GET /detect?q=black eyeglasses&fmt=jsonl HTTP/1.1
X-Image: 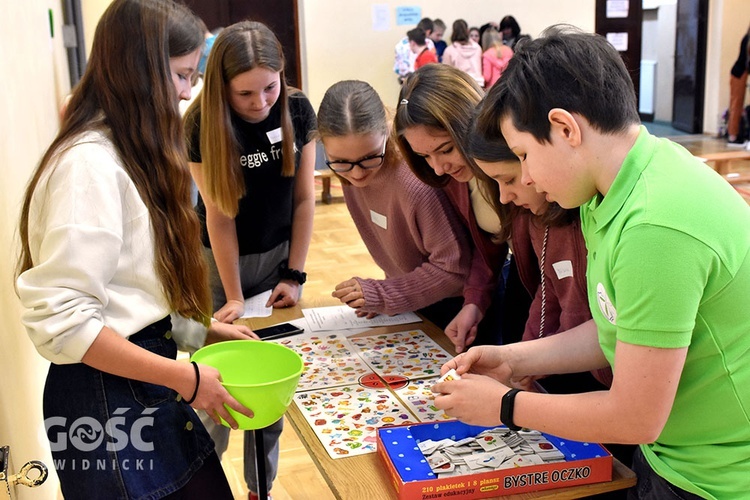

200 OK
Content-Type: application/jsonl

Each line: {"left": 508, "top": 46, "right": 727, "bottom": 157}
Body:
{"left": 325, "top": 140, "right": 387, "bottom": 173}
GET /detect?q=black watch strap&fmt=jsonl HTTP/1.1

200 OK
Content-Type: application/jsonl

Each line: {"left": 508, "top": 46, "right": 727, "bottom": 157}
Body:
{"left": 500, "top": 388, "right": 522, "bottom": 431}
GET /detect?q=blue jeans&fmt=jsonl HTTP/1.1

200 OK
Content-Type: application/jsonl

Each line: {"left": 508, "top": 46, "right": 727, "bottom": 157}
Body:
{"left": 43, "top": 317, "right": 217, "bottom": 500}
{"left": 628, "top": 448, "right": 704, "bottom": 500}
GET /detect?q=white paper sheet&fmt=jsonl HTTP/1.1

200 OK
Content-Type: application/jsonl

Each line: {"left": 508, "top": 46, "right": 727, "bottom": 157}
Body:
{"left": 301, "top": 305, "right": 421, "bottom": 332}
{"left": 240, "top": 289, "right": 273, "bottom": 318}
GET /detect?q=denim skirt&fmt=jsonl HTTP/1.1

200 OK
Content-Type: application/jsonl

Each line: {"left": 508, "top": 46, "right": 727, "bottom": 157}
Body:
{"left": 43, "top": 316, "right": 214, "bottom": 500}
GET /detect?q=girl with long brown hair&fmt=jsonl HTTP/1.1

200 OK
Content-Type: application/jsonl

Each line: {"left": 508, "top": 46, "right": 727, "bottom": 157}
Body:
{"left": 16, "top": 1, "right": 251, "bottom": 497}
{"left": 395, "top": 64, "right": 524, "bottom": 354}
{"left": 183, "top": 20, "right": 316, "bottom": 499}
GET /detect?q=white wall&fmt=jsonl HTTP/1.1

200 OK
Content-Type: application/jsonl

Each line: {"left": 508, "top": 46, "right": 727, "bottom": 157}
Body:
{"left": 705, "top": 0, "right": 750, "bottom": 135}
{"left": 1, "top": 1, "right": 69, "bottom": 498}
{"left": 641, "top": 0, "right": 676, "bottom": 122}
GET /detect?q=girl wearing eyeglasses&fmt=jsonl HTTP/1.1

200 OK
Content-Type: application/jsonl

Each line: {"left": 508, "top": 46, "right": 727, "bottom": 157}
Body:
{"left": 317, "top": 80, "right": 472, "bottom": 328}
{"left": 183, "top": 20, "right": 316, "bottom": 500}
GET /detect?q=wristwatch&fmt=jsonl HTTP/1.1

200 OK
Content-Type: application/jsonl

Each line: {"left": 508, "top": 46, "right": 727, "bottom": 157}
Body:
{"left": 500, "top": 388, "right": 522, "bottom": 431}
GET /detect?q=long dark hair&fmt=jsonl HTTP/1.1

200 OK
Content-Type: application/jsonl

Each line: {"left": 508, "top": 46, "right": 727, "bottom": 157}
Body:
{"left": 17, "top": 0, "right": 211, "bottom": 324}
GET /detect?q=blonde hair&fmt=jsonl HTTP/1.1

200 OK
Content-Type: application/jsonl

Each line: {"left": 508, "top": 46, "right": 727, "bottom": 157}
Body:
{"left": 482, "top": 27, "right": 504, "bottom": 51}
{"left": 186, "top": 21, "right": 295, "bottom": 217}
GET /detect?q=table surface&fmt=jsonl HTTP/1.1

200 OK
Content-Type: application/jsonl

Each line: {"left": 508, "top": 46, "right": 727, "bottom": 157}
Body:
{"left": 238, "top": 304, "right": 636, "bottom": 500}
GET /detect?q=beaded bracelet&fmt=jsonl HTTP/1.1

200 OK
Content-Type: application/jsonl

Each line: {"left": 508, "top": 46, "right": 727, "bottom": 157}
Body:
{"left": 184, "top": 361, "right": 200, "bottom": 405}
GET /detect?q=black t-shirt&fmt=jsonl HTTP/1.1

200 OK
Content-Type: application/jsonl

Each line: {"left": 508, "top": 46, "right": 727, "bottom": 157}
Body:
{"left": 187, "top": 91, "right": 316, "bottom": 255}
{"left": 731, "top": 35, "right": 749, "bottom": 78}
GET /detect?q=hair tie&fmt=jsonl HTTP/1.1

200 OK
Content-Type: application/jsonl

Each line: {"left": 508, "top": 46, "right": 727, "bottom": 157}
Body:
{"left": 400, "top": 98, "right": 409, "bottom": 106}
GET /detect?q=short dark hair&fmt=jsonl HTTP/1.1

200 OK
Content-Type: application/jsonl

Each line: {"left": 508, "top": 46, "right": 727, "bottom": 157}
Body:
{"left": 417, "top": 17, "right": 433, "bottom": 33}
{"left": 407, "top": 27, "right": 427, "bottom": 46}
{"left": 499, "top": 16, "right": 521, "bottom": 39}
{"left": 481, "top": 25, "right": 640, "bottom": 143}
{"left": 467, "top": 111, "right": 577, "bottom": 242}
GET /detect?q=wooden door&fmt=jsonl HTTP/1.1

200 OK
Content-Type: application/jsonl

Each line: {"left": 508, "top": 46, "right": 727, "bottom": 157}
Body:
{"left": 671, "top": 0, "right": 708, "bottom": 134}
{"left": 181, "top": 0, "right": 302, "bottom": 89}
{"left": 595, "top": 0, "right": 643, "bottom": 104}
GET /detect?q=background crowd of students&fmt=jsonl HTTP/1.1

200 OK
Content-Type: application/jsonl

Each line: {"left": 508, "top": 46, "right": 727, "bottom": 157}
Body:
{"left": 393, "top": 14, "right": 528, "bottom": 90}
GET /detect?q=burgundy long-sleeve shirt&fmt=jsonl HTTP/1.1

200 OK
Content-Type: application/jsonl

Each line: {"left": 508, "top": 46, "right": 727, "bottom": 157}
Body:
{"left": 343, "top": 161, "right": 472, "bottom": 315}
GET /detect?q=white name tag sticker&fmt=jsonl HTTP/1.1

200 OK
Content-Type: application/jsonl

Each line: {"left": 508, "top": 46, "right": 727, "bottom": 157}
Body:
{"left": 266, "top": 127, "right": 282, "bottom": 144}
{"left": 370, "top": 210, "right": 387, "bottom": 230}
{"left": 552, "top": 260, "right": 573, "bottom": 279}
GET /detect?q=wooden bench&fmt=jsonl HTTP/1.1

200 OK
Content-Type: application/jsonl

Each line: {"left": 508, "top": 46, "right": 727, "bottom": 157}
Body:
{"left": 314, "top": 169, "right": 336, "bottom": 204}
{"left": 724, "top": 172, "right": 750, "bottom": 184}
{"left": 698, "top": 150, "right": 750, "bottom": 175}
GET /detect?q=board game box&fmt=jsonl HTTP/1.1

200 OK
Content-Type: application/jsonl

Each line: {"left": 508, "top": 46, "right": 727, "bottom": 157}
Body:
{"left": 377, "top": 420, "right": 613, "bottom": 499}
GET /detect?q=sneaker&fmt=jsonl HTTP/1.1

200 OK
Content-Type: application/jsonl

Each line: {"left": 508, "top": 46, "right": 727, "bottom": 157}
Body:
{"left": 727, "top": 137, "right": 748, "bottom": 147}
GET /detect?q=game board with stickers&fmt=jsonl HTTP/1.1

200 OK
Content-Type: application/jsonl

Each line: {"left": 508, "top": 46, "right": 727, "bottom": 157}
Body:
{"left": 272, "top": 333, "right": 374, "bottom": 391}
{"left": 277, "top": 329, "right": 453, "bottom": 459}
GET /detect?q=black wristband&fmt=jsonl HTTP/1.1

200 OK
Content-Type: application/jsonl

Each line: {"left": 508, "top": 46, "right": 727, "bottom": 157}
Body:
{"left": 184, "top": 361, "right": 200, "bottom": 405}
{"left": 279, "top": 261, "right": 307, "bottom": 285}
{"left": 500, "top": 388, "right": 522, "bottom": 431}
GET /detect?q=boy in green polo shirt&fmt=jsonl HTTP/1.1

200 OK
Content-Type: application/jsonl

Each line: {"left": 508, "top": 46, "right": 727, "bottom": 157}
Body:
{"left": 432, "top": 26, "right": 750, "bottom": 499}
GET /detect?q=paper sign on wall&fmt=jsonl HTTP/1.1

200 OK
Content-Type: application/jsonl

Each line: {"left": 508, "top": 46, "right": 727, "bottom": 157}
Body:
{"left": 372, "top": 4, "right": 389, "bottom": 31}
{"left": 606, "top": 0, "right": 629, "bottom": 18}
{"left": 396, "top": 6, "right": 421, "bottom": 26}
{"left": 606, "top": 32, "right": 629, "bottom": 52}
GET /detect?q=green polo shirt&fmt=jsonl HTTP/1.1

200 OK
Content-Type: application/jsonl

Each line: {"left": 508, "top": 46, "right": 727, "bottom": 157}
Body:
{"left": 581, "top": 127, "right": 750, "bottom": 499}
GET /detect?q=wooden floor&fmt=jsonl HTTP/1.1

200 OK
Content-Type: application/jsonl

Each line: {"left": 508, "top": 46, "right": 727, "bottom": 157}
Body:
{"left": 222, "top": 179, "right": 381, "bottom": 500}
{"left": 221, "top": 133, "right": 750, "bottom": 500}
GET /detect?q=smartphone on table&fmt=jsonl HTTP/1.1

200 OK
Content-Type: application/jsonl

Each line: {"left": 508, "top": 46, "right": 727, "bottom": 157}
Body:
{"left": 253, "top": 322, "right": 304, "bottom": 341}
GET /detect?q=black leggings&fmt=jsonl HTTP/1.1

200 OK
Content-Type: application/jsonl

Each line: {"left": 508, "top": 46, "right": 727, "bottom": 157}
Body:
{"left": 164, "top": 452, "right": 233, "bottom": 499}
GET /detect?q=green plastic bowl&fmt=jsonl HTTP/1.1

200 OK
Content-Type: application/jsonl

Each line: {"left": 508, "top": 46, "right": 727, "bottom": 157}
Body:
{"left": 191, "top": 340, "right": 303, "bottom": 430}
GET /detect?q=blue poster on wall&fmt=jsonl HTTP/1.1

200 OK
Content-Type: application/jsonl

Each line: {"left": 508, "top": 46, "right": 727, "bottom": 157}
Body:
{"left": 396, "top": 6, "right": 422, "bottom": 26}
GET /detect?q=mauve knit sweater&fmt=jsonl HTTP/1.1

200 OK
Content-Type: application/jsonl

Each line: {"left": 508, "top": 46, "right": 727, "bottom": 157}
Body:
{"left": 342, "top": 160, "right": 471, "bottom": 315}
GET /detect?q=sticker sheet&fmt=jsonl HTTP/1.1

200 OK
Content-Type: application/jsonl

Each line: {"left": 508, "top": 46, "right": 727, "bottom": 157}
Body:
{"left": 392, "top": 377, "right": 453, "bottom": 422}
{"left": 294, "top": 384, "right": 419, "bottom": 459}
{"left": 349, "top": 330, "right": 451, "bottom": 379}
{"left": 272, "top": 333, "right": 374, "bottom": 391}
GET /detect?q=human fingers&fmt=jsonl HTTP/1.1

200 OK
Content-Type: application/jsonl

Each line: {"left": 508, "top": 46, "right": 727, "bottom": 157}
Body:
{"left": 439, "top": 353, "right": 461, "bottom": 375}
{"left": 214, "top": 395, "right": 254, "bottom": 429}
{"left": 214, "top": 309, "right": 239, "bottom": 323}
{"left": 236, "top": 325, "right": 259, "bottom": 340}
{"left": 215, "top": 301, "right": 243, "bottom": 323}
{"left": 464, "top": 325, "right": 478, "bottom": 349}
{"left": 266, "top": 286, "right": 284, "bottom": 307}
{"left": 452, "top": 349, "right": 482, "bottom": 375}
{"left": 334, "top": 278, "right": 358, "bottom": 291}
{"left": 365, "top": 312, "right": 379, "bottom": 319}
{"left": 346, "top": 298, "right": 366, "bottom": 309}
